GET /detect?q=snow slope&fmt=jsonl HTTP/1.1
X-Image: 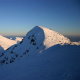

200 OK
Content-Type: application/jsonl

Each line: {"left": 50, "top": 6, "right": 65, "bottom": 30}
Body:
{"left": 39, "top": 26, "right": 70, "bottom": 48}
{"left": 0, "top": 35, "right": 17, "bottom": 50}
{"left": 0, "top": 45, "right": 80, "bottom": 80}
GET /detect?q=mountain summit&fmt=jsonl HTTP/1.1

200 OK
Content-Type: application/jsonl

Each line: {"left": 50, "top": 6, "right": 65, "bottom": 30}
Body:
{"left": 0, "top": 26, "right": 71, "bottom": 64}
{"left": 13, "top": 26, "right": 70, "bottom": 55}
{"left": 33, "top": 26, "right": 70, "bottom": 48}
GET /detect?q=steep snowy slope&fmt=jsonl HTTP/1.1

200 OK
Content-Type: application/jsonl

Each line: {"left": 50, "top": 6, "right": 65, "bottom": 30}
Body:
{"left": 0, "top": 45, "right": 80, "bottom": 80}
{"left": 0, "top": 35, "right": 17, "bottom": 50}
{"left": 39, "top": 26, "right": 70, "bottom": 48}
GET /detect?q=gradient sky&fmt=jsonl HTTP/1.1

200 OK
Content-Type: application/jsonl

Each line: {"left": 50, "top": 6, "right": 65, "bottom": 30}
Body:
{"left": 0, "top": 0, "right": 80, "bottom": 36}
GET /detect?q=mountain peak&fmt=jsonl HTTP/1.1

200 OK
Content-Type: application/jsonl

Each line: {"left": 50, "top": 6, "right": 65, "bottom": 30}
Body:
{"left": 0, "top": 26, "right": 71, "bottom": 64}
{"left": 30, "top": 26, "right": 70, "bottom": 48}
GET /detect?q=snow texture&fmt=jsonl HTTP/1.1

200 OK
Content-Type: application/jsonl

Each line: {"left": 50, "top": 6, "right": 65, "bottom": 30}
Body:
{"left": 0, "top": 45, "right": 80, "bottom": 80}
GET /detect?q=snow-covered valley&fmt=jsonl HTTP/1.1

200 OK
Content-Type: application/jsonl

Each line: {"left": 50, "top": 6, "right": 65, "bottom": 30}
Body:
{"left": 0, "top": 26, "right": 80, "bottom": 80}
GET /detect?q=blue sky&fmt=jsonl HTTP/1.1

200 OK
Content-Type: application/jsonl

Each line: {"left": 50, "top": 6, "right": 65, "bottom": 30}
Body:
{"left": 0, "top": 0, "right": 80, "bottom": 36}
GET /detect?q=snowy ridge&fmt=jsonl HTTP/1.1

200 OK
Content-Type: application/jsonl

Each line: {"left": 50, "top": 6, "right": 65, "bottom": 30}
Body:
{"left": 0, "top": 35, "right": 17, "bottom": 50}
{"left": 0, "top": 26, "right": 79, "bottom": 64}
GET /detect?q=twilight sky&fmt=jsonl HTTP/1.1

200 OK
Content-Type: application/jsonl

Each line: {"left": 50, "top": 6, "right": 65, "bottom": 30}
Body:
{"left": 0, "top": 0, "right": 80, "bottom": 36}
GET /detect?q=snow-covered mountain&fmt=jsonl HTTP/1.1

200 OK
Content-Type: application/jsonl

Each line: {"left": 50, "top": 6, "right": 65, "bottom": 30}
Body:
{"left": 0, "top": 26, "right": 80, "bottom": 80}
{"left": 0, "top": 26, "right": 71, "bottom": 64}
{"left": 0, "top": 35, "right": 17, "bottom": 50}
{"left": 0, "top": 26, "right": 80, "bottom": 64}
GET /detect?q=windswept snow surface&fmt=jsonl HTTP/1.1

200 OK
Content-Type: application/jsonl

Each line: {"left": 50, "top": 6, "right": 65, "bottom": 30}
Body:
{"left": 39, "top": 26, "right": 70, "bottom": 48}
{"left": 0, "top": 35, "right": 17, "bottom": 50}
{"left": 0, "top": 26, "right": 80, "bottom": 80}
{"left": 0, "top": 45, "right": 80, "bottom": 80}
